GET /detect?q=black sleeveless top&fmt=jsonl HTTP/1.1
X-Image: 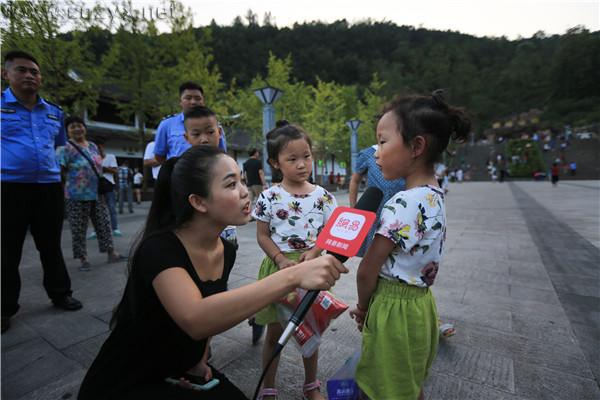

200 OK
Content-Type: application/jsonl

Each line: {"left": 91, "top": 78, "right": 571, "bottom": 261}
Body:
{"left": 79, "top": 231, "right": 236, "bottom": 399}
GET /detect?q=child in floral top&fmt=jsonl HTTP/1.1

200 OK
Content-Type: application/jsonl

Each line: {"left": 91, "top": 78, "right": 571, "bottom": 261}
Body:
{"left": 349, "top": 91, "right": 471, "bottom": 400}
{"left": 252, "top": 124, "right": 337, "bottom": 400}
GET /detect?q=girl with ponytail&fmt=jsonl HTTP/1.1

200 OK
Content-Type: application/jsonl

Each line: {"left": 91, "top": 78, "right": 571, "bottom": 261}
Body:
{"left": 349, "top": 91, "right": 470, "bottom": 400}
{"left": 79, "top": 146, "right": 347, "bottom": 399}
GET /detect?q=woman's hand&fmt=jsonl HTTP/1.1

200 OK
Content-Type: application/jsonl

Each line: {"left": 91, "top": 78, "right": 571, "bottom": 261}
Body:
{"left": 195, "top": 361, "right": 213, "bottom": 382}
{"left": 298, "top": 247, "right": 322, "bottom": 262}
{"left": 176, "top": 362, "right": 212, "bottom": 390}
{"left": 180, "top": 361, "right": 212, "bottom": 388}
{"left": 293, "top": 254, "right": 348, "bottom": 290}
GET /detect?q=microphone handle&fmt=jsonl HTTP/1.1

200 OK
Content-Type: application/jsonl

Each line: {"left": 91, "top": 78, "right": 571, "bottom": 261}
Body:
{"left": 290, "top": 290, "right": 319, "bottom": 326}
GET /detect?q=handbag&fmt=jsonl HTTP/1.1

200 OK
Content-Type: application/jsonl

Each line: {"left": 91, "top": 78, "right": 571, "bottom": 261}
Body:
{"left": 68, "top": 140, "right": 114, "bottom": 195}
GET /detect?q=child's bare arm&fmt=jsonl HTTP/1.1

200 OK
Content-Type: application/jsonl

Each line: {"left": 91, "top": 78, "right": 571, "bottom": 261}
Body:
{"left": 256, "top": 220, "right": 296, "bottom": 268}
{"left": 356, "top": 235, "right": 395, "bottom": 310}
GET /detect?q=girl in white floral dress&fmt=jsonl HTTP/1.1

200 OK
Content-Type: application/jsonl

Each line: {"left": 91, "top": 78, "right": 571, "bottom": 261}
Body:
{"left": 252, "top": 124, "right": 337, "bottom": 400}
{"left": 349, "top": 91, "right": 470, "bottom": 400}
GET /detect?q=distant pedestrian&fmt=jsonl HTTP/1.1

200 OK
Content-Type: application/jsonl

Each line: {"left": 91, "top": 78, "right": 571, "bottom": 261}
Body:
{"left": 95, "top": 137, "right": 121, "bottom": 237}
{"left": 118, "top": 161, "right": 134, "bottom": 214}
{"left": 143, "top": 140, "right": 161, "bottom": 181}
{"left": 434, "top": 162, "right": 448, "bottom": 192}
{"left": 349, "top": 144, "right": 405, "bottom": 256}
{"left": 133, "top": 169, "right": 143, "bottom": 204}
{"left": 243, "top": 148, "right": 266, "bottom": 210}
{"left": 498, "top": 156, "right": 506, "bottom": 183}
{"left": 570, "top": 162, "right": 577, "bottom": 176}
{"left": 57, "top": 117, "right": 126, "bottom": 271}
{"left": 1, "top": 51, "right": 82, "bottom": 333}
{"left": 551, "top": 162, "right": 560, "bottom": 186}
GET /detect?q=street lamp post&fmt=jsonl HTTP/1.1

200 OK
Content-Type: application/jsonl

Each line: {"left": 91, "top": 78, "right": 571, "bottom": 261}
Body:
{"left": 346, "top": 119, "right": 362, "bottom": 174}
{"left": 254, "top": 86, "right": 283, "bottom": 184}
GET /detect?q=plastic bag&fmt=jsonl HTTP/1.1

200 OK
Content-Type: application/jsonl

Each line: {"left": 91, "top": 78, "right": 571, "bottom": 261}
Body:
{"left": 327, "top": 350, "right": 361, "bottom": 400}
{"left": 275, "top": 303, "right": 321, "bottom": 358}
{"left": 278, "top": 289, "right": 349, "bottom": 334}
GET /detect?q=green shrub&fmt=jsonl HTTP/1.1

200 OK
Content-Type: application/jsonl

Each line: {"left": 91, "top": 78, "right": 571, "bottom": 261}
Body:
{"left": 506, "top": 139, "right": 545, "bottom": 178}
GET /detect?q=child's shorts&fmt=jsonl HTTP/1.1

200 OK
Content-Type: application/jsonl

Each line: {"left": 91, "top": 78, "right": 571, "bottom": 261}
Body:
{"left": 254, "top": 251, "right": 302, "bottom": 326}
{"left": 356, "top": 278, "right": 439, "bottom": 400}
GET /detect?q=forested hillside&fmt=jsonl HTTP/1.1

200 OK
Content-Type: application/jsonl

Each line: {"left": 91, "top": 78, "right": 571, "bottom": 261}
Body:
{"left": 206, "top": 20, "right": 600, "bottom": 130}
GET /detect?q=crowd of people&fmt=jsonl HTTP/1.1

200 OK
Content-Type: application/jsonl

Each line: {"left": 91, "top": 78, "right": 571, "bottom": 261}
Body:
{"left": 2, "top": 50, "right": 470, "bottom": 400}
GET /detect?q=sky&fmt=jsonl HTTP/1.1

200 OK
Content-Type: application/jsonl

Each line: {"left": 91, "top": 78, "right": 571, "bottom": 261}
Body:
{"left": 61, "top": 0, "right": 599, "bottom": 38}
{"left": 175, "top": 0, "right": 598, "bottom": 39}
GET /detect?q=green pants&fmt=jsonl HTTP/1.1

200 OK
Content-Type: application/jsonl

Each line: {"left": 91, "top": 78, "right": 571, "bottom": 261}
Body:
{"left": 356, "top": 279, "right": 439, "bottom": 400}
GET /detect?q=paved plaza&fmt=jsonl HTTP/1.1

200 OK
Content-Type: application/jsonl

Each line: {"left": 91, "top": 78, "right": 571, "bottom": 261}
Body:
{"left": 2, "top": 181, "right": 599, "bottom": 399}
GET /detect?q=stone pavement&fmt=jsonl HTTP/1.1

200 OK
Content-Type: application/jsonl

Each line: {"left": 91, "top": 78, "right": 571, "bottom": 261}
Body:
{"left": 2, "top": 181, "right": 599, "bottom": 399}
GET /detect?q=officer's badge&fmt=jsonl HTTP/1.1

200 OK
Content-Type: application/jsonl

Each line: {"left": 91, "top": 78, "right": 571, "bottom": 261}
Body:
{"left": 1, "top": 108, "right": 16, "bottom": 114}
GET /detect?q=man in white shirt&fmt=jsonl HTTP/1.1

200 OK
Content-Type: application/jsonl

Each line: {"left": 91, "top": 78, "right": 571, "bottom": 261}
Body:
{"left": 143, "top": 141, "right": 161, "bottom": 180}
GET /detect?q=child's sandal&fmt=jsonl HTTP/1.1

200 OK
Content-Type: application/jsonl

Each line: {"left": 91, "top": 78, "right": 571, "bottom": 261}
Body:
{"left": 302, "top": 379, "right": 322, "bottom": 400}
{"left": 439, "top": 322, "right": 456, "bottom": 338}
{"left": 257, "top": 387, "right": 278, "bottom": 400}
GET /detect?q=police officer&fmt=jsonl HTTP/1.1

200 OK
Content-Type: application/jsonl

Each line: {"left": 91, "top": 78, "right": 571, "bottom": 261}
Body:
{"left": 1, "top": 50, "right": 83, "bottom": 334}
{"left": 153, "top": 81, "right": 227, "bottom": 163}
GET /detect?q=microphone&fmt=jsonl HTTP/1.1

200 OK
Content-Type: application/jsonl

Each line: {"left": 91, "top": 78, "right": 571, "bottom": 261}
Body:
{"left": 277, "top": 187, "right": 384, "bottom": 348}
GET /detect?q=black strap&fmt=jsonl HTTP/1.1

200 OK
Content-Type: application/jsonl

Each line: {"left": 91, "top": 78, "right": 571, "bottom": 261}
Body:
{"left": 67, "top": 140, "right": 102, "bottom": 180}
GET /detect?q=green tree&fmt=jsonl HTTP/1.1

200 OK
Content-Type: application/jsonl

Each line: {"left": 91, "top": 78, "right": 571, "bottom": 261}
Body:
{"left": 303, "top": 79, "right": 357, "bottom": 177}
{"left": 357, "top": 73, "right": 387, "bottom": 149}
{"left": 100, "top": 9, "right": 162, "bottom": 144}
{"left": 153, "top": 2, "right": 225, "bottom": 119}
{"left": 0, "top": 0, "right": 100, "bottom": 114}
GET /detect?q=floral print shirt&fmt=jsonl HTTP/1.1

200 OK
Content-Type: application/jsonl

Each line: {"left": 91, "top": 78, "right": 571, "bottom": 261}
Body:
{"left": 56, "top": 141, "right": 102, "bottom": 201}
{"left": 376, "top": 185, "right": 446, "bottom": 287}
{"left": 252, "top": 184, "right": 338, "bottom": 252}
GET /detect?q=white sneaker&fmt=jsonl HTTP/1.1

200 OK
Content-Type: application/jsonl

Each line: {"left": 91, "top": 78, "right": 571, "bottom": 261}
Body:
{"left": 113, "top": 229, "right": 123, "bottom": 237}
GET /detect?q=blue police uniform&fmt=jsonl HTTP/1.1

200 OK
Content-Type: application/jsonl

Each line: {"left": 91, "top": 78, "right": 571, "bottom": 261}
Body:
{"left": 354, "top": 145, "right": 406, "bottom": 256}
{"left": 153, "top": 112, "right": 228, "bottom": 160}
{"left": 1, "top": 88, "right": 66, "bottom": 182}
{"left": 1, "top": 87, "right": 74, "bottom": 319}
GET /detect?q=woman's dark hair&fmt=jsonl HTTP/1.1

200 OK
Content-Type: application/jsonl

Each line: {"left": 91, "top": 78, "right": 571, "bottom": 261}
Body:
{"left": 64, "top": 115, "right": 86, "bottom": 130}
{"left": 382, "top": 90, "right": 470, "bottom": 165}
{"left": 110, "top": 145, "right": 225, "bottom": 328}
{"left": 266, "top": 124, "right": 312, "bottom": 166}
{"left": 144, "top": 145, "right": 225, "bottom": 237}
